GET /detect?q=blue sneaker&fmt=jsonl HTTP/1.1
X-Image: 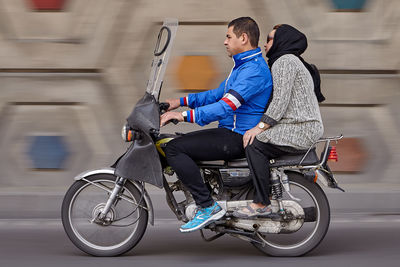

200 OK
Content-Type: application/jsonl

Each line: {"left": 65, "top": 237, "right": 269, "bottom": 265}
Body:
{"left": 180, "top": 202, "right": 225, "bottom": 233}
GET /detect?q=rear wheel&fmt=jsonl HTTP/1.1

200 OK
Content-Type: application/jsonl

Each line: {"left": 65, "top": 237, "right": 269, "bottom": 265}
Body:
{"left": 61, "top": 174, "right": 148, "bottom": 256}
{"left": 252, "top": 172, "right": 330, "bottom": 256}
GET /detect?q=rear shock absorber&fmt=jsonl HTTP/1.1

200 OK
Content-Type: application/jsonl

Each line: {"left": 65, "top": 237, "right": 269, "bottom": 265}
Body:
{"left": 270, "top": 170, "right": 285, "bottom": 213}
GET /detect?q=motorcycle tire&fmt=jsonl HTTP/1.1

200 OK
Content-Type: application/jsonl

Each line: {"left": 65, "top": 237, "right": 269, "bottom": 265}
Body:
{"left": 61, "top": 174, "right": 148, "bottom": 256}
{"left": 252, "top": 172, "right": 330, "bottom": 257}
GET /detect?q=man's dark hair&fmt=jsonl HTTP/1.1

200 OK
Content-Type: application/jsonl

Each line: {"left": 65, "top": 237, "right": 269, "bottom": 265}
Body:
{"left": 228, "top": 17, "right": 260, "bottom": 47}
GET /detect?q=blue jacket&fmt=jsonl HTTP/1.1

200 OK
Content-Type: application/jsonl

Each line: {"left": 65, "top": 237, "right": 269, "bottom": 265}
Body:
{"left": 180, "top": 47, "right": 273, "bottom": 135}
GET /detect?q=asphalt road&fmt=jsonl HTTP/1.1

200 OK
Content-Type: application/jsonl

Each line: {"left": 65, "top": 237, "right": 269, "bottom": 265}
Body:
{"left": 1, "top": 215, "right": 399, "bottom": 267}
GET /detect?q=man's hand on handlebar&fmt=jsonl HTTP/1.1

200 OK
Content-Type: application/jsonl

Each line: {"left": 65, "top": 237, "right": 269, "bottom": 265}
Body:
{"left": 165, "top": 98, "right": 180, "bottom": 111}
{"left": 160, "top": 111, "right": 184, "bottom": 127}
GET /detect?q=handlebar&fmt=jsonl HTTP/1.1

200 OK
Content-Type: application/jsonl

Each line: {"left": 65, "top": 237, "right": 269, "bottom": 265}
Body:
{"left": 159, "top": 102, "right": 179, "bottom": 125}
{"left": 159, "top": 102, "right": 170, "bottom": 113}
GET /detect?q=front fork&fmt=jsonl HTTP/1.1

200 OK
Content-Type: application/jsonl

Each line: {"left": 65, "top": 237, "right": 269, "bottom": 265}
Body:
{"left": 98, "top": 177, "right": 126, "bottom": 220}
{"left": 98, "top": 174, "right": 184, "bottom": 223}
{"left": 163, "top": 175, "right": 187, "bottom": 221}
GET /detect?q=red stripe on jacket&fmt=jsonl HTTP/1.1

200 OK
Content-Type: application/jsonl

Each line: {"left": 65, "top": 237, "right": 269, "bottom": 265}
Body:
{"left": 222, "top": 97, "right": 238, "bottom": 111}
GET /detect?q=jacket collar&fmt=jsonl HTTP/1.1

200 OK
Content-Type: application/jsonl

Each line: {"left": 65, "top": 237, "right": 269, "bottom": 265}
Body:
{"left": 232, "top": 47, "right": 262, "bottom": 67}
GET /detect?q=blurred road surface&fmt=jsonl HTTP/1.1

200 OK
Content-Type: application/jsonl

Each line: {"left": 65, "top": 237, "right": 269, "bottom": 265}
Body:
{"left": 0, "top": 215, "right": 399, "bottom": 267}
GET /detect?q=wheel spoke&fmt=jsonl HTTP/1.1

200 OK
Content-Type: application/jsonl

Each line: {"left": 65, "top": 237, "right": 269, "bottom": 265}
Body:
{"left": 251, "top": 174, "right": 330, "bottom": 256}
{"left": 62, "top": 175, "right": 148, "bottom": 256}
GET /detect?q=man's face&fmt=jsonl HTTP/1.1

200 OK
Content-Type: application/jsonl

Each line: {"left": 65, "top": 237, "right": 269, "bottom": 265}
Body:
{"left": 264, "top": 30, "right": 276, "bottom": 55}
{"left": 224, "top": 26, "right": 243, "bottom": 57}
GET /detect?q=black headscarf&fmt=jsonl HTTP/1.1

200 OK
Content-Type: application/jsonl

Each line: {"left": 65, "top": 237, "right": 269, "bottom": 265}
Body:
{"left": 266, "top": 24, "right": 325, "bottom": 102}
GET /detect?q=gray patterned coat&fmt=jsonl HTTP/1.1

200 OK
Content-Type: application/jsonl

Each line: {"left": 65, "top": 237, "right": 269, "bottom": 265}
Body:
{"left": 256, "top": 54, "right": 324, "bottom": 150}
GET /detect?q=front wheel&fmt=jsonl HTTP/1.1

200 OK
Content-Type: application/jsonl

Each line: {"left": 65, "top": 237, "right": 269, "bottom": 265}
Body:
{"left": 61, "top": 174, "right": 148, "bottom": 256}
{"left": 252, "top": 172, "right": 330, "bottom": 256}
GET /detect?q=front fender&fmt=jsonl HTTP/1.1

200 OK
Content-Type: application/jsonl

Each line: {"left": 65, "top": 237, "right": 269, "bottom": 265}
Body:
{"left": 74, "top": 168, "right": 155, "bottom": 226}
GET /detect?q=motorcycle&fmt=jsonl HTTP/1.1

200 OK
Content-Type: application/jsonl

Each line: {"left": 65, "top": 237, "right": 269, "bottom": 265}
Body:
{"left": 61, "top": 18, "right": 344, "bottom": 257}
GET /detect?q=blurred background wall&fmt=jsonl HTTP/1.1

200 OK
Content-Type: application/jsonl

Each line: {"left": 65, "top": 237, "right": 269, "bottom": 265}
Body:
{"left": 0, "top": 0, "right": 399, "bottom": 214}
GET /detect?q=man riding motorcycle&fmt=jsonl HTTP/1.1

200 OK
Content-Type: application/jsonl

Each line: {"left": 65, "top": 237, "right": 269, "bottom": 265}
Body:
{"left": 62, "top": 19, "right": 343, "bottom": 257}
{"left": 160, "top": 17, "right": 273, "bottom": 233}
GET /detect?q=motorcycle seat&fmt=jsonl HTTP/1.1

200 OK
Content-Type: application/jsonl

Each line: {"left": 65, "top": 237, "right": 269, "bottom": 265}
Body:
{"left": 227, "top": 148, "right": 320, "bottom": 168}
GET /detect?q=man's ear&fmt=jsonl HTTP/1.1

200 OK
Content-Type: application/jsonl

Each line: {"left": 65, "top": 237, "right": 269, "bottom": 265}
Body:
{"left": 241, "top": 33, "right": 249, "bottom": 45}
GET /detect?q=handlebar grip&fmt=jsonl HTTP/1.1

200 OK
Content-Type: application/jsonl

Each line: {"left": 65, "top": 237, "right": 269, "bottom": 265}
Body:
{"left": 159, "top": 102, "right": 179, "bottom": 125}
{"left": 159, "top": 102, "right": 170, "bottom": 114}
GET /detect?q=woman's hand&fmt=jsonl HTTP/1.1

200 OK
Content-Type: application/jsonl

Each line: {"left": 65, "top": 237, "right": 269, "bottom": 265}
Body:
{"left": 243, "top": 126, "right": 264, "bottom": 148}
{"left": 160, "top": 111, "right": 184, "bottom": 127}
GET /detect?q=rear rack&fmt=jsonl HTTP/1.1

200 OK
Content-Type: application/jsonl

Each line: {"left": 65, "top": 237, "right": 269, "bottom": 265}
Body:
{"left": 299, "top": 134, "right": 343, "bottom": 166}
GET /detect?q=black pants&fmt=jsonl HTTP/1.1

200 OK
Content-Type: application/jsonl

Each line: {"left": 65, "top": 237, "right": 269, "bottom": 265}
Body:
{"left": 245, "top": 139, "right": 290, "bottom": 205}
{"left": 165, "top": 128, "right": 245, "bottom": 208}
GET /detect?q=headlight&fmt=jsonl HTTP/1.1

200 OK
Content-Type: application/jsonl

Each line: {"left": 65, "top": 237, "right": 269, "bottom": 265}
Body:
{"left": 121, "top": 124, "right": 133, "bottom": 142}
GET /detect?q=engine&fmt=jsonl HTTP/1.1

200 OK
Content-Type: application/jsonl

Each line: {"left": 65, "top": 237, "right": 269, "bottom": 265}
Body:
{"left": 200, "top": 168, "right": 253, "bottom": 202}
{"left": 219, "top": 168, "right": 252, "bottom": 187}
{"left": 185, "top": 199, "right": 305, "bottom": 234}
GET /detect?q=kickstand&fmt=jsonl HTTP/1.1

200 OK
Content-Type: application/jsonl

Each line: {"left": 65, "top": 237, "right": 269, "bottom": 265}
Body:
{"left": 199, "top": 229, "right": 225, "bottom": 242}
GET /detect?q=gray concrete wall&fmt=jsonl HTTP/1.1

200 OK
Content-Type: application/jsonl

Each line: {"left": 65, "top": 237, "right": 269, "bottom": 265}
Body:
{"left": 0, "top": 0, "right": 399, "bottom": 215}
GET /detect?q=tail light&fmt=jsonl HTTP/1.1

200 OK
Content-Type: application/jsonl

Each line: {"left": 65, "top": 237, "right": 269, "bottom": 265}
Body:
{"left": 328, "top": 146, "right": 338, "bottom": 162}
